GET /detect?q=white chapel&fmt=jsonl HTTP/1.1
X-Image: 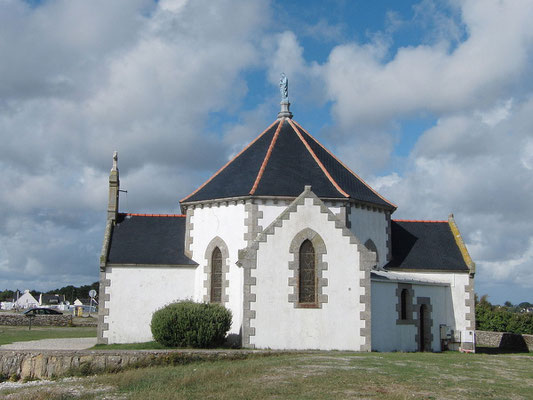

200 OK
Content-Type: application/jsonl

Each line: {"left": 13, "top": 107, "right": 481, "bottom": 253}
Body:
{"left": 98, "top": 77, "right": 476, "bottom": 352}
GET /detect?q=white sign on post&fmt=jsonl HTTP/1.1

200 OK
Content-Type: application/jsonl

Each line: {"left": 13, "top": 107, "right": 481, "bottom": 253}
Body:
{"left": 88, "top": 289, "right": 97, "bottom": 316}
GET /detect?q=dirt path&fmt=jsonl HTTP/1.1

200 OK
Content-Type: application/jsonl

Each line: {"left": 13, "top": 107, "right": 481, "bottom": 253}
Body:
{"left": 0, "top": 337, "right": 97, "bottom": 350}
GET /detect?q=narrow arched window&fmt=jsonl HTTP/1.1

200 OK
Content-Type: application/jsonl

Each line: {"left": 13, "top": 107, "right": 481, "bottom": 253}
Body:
{"left": 400, "top": 289, "right": 408, "bottom": 320}
{"left": 211, "top": 247, "right": 222, "bottom": 303}
{"left": 299, "top": 240, "right": 316, "bottom": 303}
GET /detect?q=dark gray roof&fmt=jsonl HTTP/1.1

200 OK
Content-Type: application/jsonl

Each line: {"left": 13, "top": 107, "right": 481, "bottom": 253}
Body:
{"left": 181, "top": 119, "right": 395, "bottom": 209}
{"left": 107, "top": 214, "right": 197, "bottom": 266}
{"left": 41, "top": 294, "right": 65, "bottom": 304}
{"left": 385, "top": 220, "right": 469, "bottom": 272}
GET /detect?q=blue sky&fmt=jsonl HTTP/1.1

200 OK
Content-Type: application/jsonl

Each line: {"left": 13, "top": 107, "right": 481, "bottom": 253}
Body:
{"left": 1, "top": 0, "right": 533, "bottom": 305}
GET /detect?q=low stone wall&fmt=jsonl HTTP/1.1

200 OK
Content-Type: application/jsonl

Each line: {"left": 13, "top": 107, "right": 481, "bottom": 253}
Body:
{"left": 0, "top": 314, "right": 73, "bottom": 327}
{"left": 476, "top": 330, "right": 533, "bottom": 352}
{"left": 0, "top": 349, "right": 271, "bottom": 380}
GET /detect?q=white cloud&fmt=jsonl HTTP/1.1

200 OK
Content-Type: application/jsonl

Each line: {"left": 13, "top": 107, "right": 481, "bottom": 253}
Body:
{"left": 315, "top": 0, "right": 533, "bottom": 177}
{"left": 478, "top": 99, "right": 513, "bottom": 127}
{"left": 0, "top": 0, "right": 271, "bottom": 290}
{"left": 378, "top": 95, "right": 533, "bottom": 293}
{"left": 308, "top": 0, "right": 533, "bottom": 299}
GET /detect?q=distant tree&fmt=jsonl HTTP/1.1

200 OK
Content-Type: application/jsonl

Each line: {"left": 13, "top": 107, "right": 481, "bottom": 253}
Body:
{"left": 2, "top": 282, "right": 99, "bottom": 305}
{"left": 518, "top": 302, "right": 533, "bottom": 309}
{"left": 475, "top": 293, "right": 533, "bottom": 335}
{"left": 504, "top": 301, "right": 513, "bottom": 308}
{"left": 0, "top": 290, "right": 15, "bottom": 302}
{"left": 45, "top": 282, "right": 98, "bottom": 303}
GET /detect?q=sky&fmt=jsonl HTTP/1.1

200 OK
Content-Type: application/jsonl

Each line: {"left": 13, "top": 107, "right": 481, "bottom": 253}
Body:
{"left": 0, "top": 0, "right": 532, "bottom": 304}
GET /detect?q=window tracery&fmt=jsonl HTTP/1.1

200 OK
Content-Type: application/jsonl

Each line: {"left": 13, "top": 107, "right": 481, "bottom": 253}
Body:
{"left": 299, "top": 240, "right": 316, "bottom": 304}
{"left": 211, "top": 247, "right": 222, "bottom": 303}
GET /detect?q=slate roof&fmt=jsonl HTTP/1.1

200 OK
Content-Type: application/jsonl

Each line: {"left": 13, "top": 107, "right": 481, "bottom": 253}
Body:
{"left": 107, "top": 214, "right": 197, "bottom": 266}
{"left": 41, "top": 294, "right": 66, "bottom": 304}
{"left": 181, "top": 118, "right": 396, "bottom": 209}
{"left": 386, "top": 220, "right": 469, "bottom": 272}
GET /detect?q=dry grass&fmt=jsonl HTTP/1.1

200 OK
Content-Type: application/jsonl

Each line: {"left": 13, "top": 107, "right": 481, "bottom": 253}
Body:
{"left": 1, "top": 351, "right": 532, "bottom": 399}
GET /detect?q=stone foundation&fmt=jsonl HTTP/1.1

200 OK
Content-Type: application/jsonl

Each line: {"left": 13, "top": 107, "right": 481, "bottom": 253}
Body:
{"left": 0, "top": 349, "right": 271, "bottom": 380}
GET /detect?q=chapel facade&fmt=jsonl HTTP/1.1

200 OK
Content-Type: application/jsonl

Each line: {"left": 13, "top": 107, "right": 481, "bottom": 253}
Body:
{"left": 98, "top": 80, "right": 476, "bottom": 352}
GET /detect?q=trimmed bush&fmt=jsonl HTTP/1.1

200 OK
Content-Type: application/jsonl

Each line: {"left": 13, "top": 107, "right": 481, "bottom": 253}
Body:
{"left": 151, "top": 301, "right": 232, "bottom": 348}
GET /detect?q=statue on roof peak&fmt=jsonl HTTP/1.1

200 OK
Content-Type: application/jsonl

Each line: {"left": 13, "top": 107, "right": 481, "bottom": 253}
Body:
{"left": 280, "top": 73, "right": 289, "bottom": 102}
{"left": 112, "top": 151, "right": 118, "bottom": 171}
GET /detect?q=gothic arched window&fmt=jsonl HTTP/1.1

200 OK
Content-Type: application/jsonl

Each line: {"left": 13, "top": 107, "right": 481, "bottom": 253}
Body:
{"left": 211, "top": 247, "right": 222, "bottom": 303}
{"left": 299, "top": 240, "right": 316, "bottom": 304}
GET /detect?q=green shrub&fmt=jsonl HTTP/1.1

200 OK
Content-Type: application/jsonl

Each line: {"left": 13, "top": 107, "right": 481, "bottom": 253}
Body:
{"left": 476, "top": 295, "right": 533, "bottom": 335}
{"left": 151, "top": 301, "right": 232, "bottom": 348}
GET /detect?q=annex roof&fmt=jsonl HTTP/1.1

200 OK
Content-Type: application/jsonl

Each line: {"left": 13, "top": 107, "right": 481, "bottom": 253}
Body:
{"left": 386, "top": 220, "right": 469, "bottom": 272}
{"left": 181, "top": 118, "right": 395, "bottom": 209}
{"left": 107, "top": 214, "right": 197, "bottom": 266}
{"left": 371, "top": 270, "right": 449, "bottom": 286}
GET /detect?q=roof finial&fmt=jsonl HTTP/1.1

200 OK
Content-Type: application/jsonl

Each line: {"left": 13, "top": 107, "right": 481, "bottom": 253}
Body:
{"left": 112, "top": 151, "right": 118, "bottom": 171}
{"left": 280, "top": 73, "right": 288, "bottom": 101}
{"left": 278, "top": 73, "right": 293, "bottom": 119}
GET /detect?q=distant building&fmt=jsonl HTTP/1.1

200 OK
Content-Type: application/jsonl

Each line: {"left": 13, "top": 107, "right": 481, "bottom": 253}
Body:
{"left": 39, "top": 294, "right": 66, "bottom": 307}
{"left": 15, "top": 290, "right": 39, "bottom": 309}
{"left": 98, "top": 78, "right": 476, "bottom": 352}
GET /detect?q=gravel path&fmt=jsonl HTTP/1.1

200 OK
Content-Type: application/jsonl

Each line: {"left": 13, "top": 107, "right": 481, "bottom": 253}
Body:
{"left": 0, "top": 337, "right": 97, "bottom": 350}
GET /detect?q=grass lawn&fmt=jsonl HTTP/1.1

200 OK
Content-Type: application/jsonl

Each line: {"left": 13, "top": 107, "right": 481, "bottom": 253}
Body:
{"left": 0, "top": 325, "right": 97, "bottom": 345}
{"left": 2, "top": 351, "right": 532, "bottom": 399}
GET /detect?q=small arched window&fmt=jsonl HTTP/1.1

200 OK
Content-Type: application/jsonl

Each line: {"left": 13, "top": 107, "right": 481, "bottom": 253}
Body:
{"left": 299, "top": 240, "right": 316, "bottom": 304}
{"left": 211, "top": 247, "right": 222, "bottom": 303}
{"left": 400, "top": 289, "right": 408, "bottom": 320}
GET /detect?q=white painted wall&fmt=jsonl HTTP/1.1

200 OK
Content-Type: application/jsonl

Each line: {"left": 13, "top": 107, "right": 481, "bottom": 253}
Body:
{"left": 189, "top": 203, "right": 246, "bottom": 336}
{"left": 104, "top": 266, "right": 196, "bottom": 343}
{"left": 259, "top": 200, "right": 341, "bottom": 232}
{"left": 394, "top": 271, "right": 472, "bottom": 333}
{"left": 251, "top": 198, "right": 367, "bottom": 351}
{"left": 371, "top": 280, "right": 451, "bottom": 352}
{"left": 258, "top": 201, "right": 288, "bottom": 231}
{"left": 349, "top": 206, "right": 388, "bottom": 268}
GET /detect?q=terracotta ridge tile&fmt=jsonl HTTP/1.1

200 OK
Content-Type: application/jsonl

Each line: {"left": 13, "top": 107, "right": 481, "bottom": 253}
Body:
{"left": 180, "top": 119, "right": 279, "bottom": 203}
{"left": 293, "top": 120, "right": 397, "bottom": 209}
{"left": 288, "top": 119, "right": 349, "bottom": 198}
{"left": 249, "top": 119, "right": 283, "bottom": 195}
